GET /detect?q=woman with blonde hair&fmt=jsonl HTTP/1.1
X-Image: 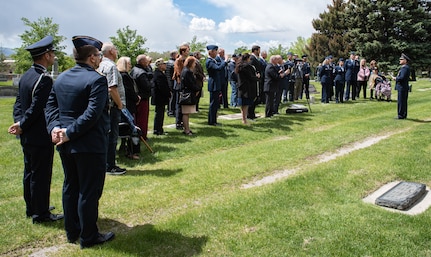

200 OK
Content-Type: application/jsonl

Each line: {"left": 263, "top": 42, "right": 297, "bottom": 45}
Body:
{"left": 117, "top": 56, "right": 140, "bottom": 159}
{"left": 180, "top": 56, "right": 200, "bottom": 135}
{"left": 357, "top": 58, "right": 370, "bottom": 99}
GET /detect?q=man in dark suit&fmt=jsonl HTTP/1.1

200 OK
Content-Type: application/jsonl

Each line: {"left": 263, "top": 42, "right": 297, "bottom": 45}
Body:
{"left": 264, "top": 55, "right": 288, "bottom": 117}
{"left": 394, "top": 53, "right": 411, "bottom": 119}
{"left": 206, "top": 45, "right": 226, "bottom": 125}
{"left": 8, "top": 35, "right": 64, "bottom": 224}
{"left": 248, "top": 45, "right": 263, "bottom": 119}
{"left": 45, "top": 35, "right": 114, "bottom": 248}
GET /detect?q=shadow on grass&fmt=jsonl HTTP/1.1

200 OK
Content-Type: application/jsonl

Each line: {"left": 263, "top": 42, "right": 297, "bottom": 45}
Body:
{"left": 123, "top": 168, "right": 183, "bottom": 177}
{"left": 101, "top": 219, "right": 208, "bottom": 256}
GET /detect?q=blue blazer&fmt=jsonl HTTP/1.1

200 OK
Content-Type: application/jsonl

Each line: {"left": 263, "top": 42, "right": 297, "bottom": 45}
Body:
{"left": 45, "top": 63, "right": 110, "bottom": 154}
{"left": 333, "top": 66, "right": 345, "bottom": 82}
{"left": 396, "top": 64, "right": 410, "bottom": 91}
{"left": 13, "top": 64, "right": 53, "bottom": 147}
{"left": 206, "top": 57, "right": 226, "bottom": 92}
{"left": 344, "top": 59, "right": 356, "bottom": 81}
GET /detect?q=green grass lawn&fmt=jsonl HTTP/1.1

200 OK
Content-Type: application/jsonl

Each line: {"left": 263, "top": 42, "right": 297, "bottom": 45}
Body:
{"left": 1, "top": 79, "right": 431, "bottom": 256}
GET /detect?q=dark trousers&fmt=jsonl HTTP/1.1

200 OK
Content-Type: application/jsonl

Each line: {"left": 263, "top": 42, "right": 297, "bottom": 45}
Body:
{"left": 60, "top": 152, "right": 106, "bottom": 244}
{"left": 168, "top": 90, "right": 176, "bottom": 116}
{"left": 397, "top": 87, "right": 409, "bottom": 119}
{"left": 274, "top": 86, "right": 283, "bottom": 113}
{"left": 287, "top": 81, "right": 295, "bottom": 101}
{"left": 302, "top": 78, "right": 310, "bottom": 99}
{"left": 221, "top": 81, "right": 228, "bottom": 108}
{"left": 345, "top": 80, "right": 357, "bottom": 100}
{"left": 357, "top": 81, "right": 367, "bottom": 98}
{"left": 153, "top": 104, "right": 166, "bottom": 133}
{"left": 208, "top": 91, "right": 219, "bottom": 124}
{"left": 107, "top": 107, "right": 120, "bottom": 169}
{"left": 23, "top": 144, "right": 54, "bottom": 218}
{"left": 334, "top": 80, "right": 345, "bottom": 103}
{"left": 321, "top": 81, "right": 330, "bottom": 103}
{"left": 265, "top": 91, "right": 276, "bottom": 117}
{"left": 175, "top": 91, "right": 183, "bottom": 127}
{"left": 247, "top": 98, "right": 258, "bottom": 119}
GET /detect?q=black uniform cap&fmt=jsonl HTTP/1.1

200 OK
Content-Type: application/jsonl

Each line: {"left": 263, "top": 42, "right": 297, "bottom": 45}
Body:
{"left": 25, "top": 35, "right": 54, "bottom": 57}
{"left": 72, "top": 35, "right": 103, "bottom": 51}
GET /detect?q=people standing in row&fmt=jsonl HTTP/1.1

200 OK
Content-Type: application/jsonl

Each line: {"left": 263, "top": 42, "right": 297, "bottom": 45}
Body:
{"left": 206, "top": 44, "right": 226, "bottom": 126}
{"left": 333, "top": 58, "right": 345, "bottom": 103}
{"left": 117, "top": 56, "right": 141, "bottom": 160}
{"left": 8, "top": 35, "right": 64, "bottom": 224}
{"left": 356, "top": 58, "right": 370, "bottom": 99}
{"left": 193, "top": 51, "right": 205, "bottom": 111}
{"left": 130, "top": 54, "right": 152, "bottom": 141}
{"left": 98, "top": 42, "right": 127, "bottom": 175}
{"left": 151, "top": 58, "right": 171, "bottom": 135}
{"left": 393, "top": 53, "right": 411, "bottom": 119}
{"left": 172, "top": 44, "right": 190, "bottom": 130}
{"left": 166, "top": 50, "right": 178, "bottom": 117}
{"left": 45, "top": 35, "right": 114, "bottom": 248}
{"left": 235, "top": 53, "right": 259, "bottom": 125}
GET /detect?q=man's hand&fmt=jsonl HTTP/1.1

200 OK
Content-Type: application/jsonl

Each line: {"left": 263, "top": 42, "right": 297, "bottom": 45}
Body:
{"left": 8, "top": 122, "right": 22, "bottom": 135}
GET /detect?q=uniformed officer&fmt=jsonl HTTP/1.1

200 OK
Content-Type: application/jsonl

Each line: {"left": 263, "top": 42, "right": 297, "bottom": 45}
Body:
{"left": 45, "top": 35, "right": 114, "bottom": 248}
{"left": 206, "top": 45, "right": 226, "bottom": 125}
{"left": 393, "top": 53, "right": 411, "bottom": 119}
{"left": 301, "top": 54, "right": 311, "bottom": 100}
{"left": 8, "top": 35, "right": 64, "bottom": 223}
{"left": 319, "top": 57, "right": 333, "bottom": 103}
{"left": 333, "top": 58, "right": 345, "bottom": 103}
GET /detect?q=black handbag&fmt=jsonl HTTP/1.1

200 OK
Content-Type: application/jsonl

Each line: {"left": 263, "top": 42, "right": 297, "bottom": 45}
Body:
{"left": 178, "top": 91, "right": 192, "bottom": 105}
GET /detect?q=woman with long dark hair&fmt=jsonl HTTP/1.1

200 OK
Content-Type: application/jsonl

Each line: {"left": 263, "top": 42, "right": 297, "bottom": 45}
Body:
{"left": 235, "top": 53, "right": 259, "bottom": 125}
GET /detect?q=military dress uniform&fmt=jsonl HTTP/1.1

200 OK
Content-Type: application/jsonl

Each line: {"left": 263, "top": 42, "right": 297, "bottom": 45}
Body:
{"left": 206, "top": 45, "right": 226, "bottom": 125}
{"left": 395, "top": 53, "right": 411, "bottom": 119}
{"left": 12, "top": 35, "right": 63, "bottom": 223}
{"left": 45, "top": 36, "right": 113, "bottom": 248}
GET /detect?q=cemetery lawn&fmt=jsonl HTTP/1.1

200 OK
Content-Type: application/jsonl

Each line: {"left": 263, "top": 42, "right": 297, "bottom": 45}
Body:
{"left": 1, "top": 79, "right": 431, "bottom": 256}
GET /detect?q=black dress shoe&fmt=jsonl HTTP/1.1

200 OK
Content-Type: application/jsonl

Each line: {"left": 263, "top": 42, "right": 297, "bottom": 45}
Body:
{"left": 33, "top": 213, "right": 64, "bottom": 224}
{"left": 81, "top": 232, "right": 115, "bottom": 249}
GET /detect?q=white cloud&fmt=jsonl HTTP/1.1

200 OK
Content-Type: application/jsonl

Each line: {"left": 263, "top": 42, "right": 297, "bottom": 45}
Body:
{"left": 218, "top": 16, "right": 262, "bottom": 33}
{"left": 189, "top": 17, "right": 216, "bottom": 31}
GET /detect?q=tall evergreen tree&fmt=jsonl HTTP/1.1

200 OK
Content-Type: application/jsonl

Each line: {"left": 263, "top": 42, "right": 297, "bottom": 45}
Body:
{"left": 307, "top": 0, "right": 350, "bottom": 66}
{"left": 346, "top": 0, "right": 431, "bottom": 71}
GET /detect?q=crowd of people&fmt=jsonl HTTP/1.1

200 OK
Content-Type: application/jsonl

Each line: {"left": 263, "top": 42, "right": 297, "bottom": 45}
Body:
{"left": 7, "top": 33, "right": 411, "bottom": 249}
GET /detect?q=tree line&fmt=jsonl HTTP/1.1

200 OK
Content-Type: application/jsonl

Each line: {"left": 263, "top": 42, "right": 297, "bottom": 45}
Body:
{"left": 10, "top": 0, "right": 431, "bottom": 75}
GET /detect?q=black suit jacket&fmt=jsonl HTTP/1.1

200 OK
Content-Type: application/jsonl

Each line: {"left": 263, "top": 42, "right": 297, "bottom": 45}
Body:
{"left": 264, "top": 64, "right": 281, "bottom": 93}
{"left": 13, "top": 64, "right": 53, "bottom": 147}
{"left": 45, "top": 63, "right": 110, "bottom": 154}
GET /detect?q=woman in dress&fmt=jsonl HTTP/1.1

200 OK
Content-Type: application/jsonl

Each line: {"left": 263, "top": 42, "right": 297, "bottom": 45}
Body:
{"left": 180, "top": 56, "right": 200, "bottom": 135}
{"left": 235, "top": 53, "right": 259, "bottom": 125}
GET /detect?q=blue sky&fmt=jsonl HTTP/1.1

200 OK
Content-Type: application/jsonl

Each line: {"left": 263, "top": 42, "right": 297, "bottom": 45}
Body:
{"left": 0, "top": 0, "right": 333, "bottom": 55}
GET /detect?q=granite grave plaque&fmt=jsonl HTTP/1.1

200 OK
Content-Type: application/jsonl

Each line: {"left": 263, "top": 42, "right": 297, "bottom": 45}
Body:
{"left": 375, "top": 181, "right": 427, "bottom": 210}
